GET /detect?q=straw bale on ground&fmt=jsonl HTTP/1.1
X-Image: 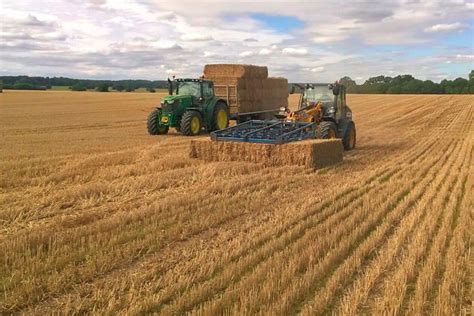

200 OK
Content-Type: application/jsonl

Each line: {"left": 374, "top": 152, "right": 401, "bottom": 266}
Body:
{"left": 190, "top": 138, "right": 343, "bottom": 168}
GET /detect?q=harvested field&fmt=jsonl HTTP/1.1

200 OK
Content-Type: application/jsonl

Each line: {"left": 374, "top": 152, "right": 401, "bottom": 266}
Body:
{"left": 0, "top": 91, "right": 472, "bottom": 315}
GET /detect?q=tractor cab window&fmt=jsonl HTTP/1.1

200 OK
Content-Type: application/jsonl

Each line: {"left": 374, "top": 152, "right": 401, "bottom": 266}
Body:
{"left": 202, "top": 82, "right": 213, "bottom": 98}
{"left": 304, "top": 86, "right": 333, "bottom": 104}
{"left": 177, "top": 81, "right": 201, "bottom": 97}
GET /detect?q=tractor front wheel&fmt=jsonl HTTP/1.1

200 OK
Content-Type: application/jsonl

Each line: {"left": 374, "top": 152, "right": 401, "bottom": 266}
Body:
{"left": 147, "top": 109, "right": 169, "bottom": 135}
{"left": 343, "top": 122, "right": 356, "bottom": 150}
{"left": 317, "top": 121, "right": 337, "bottom": 139}
{"left": 211, "top": 102, "right": 229, "bottom": 131}
{"left": 181, "top": 111, "right": 202, "bottom": 136}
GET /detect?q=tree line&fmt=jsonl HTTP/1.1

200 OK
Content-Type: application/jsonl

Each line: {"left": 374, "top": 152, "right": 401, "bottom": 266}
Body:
{"left": 0, "top": 76, "right": 168, "bottom": 92}
{"left": 1, "top": 71, "right": 473, "bottom": 94}
{"left": 339, "top": 70, "right": 473, "bottom": 94}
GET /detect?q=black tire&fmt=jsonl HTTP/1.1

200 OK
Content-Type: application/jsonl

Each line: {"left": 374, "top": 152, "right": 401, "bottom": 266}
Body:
{"left": 147, "top": 109, "right": 169, "bottom": 135}
{"left": 317, "top": 121, "right": 338, "bottom": 139}
{"left": 343, "top": 122, "right": 356, "bottom": 150}
{"left": 211, "top": 102, "right": 229, "bottom": 131}
{"left": 180, "top": 111, "right": 202, "bottom": 136}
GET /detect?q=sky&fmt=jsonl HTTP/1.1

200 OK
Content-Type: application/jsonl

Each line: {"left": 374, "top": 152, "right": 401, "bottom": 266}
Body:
{"left": 1, "top": 0, "right": 473, "bottom": 83}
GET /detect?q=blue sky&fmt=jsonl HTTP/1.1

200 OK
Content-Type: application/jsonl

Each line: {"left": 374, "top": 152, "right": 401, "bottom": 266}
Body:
{"left": 1, "top": 0, "right": 473, "bottom": 83}
{"left": 251, "top": 14, "right": 304, "bottom": 33}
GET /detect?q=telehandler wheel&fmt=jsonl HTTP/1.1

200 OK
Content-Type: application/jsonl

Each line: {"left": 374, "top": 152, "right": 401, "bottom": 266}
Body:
{"left": 211, "top": 102, "right": 229, "bottom": 131}
{"left": 181, "top": 111, "right": 202, "bottom": 136}
{"left": 343, "top": 123, "right": 356, "bottom": 150}
{"left": 147, "top": 109, "right": 169, "bottom": 135}
{"left": 317, "top": 121, "right": 338, "bottom": 139}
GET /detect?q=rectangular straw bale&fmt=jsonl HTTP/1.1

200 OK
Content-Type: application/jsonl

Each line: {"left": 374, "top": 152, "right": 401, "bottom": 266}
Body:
{"left": 288, "top": 93, "right": 303, "bottom": 111}
{"left": 210, "top": 77, "right": 246, "bottom": 88}
{"left": 190, "top": 138, "right": 343, "bottom": 168}
{"left": 203, "top": 64, "right": 268, "bottom": 78}
{"left": 259, "top": 97, "right": 288, "bottom": 110}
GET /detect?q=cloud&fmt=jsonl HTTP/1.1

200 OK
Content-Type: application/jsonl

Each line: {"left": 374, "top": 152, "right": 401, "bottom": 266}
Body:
{"left": 425, "top": 22, "right": 467, "bottom": 32}
{"left": 310, "top": 67, "right": 324, "bottom": 73}
{"left": 282, "top": 47, "right": 308, "bottom": 56}
{"left": 455, "top": 54, "right": 474, "bottom": 60}
{"left": 203, "top": 51, "right": 217, "bottom": 57}
{"left": 180, "top": 33, "right": 213, "bottom": 41}
{"left": 1, "top": 0, "right": 472, "bottom": 82}
{"left": 239, "top": 51, "right": 254, "bottom": 57}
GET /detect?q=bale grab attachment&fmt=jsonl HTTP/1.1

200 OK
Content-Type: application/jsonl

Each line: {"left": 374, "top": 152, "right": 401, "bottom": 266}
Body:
{"left": 210, "top": 120, "right": 317, "bottom": 145}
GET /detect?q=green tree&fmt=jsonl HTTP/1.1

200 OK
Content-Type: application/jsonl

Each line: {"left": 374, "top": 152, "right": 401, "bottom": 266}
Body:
{"left": 71, "top": 83, "right": 87, "bottom": 91}
{"left": 339, "top": 76, "right": 357, "bottom": 93}
{"left": 114, "top": 84, "right": 125, "bottom": 92}
{"left": 96, "top": 83, "right": 109, "bottom": 92}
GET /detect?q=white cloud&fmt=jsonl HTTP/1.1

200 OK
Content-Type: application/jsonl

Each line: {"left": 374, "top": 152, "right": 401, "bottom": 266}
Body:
{"left": 282, "top": 47, "right": 308, "bottom": 56}
{"left": 180, "top": 33, "right": 213, "bottom": 41}
{"left": 203, "top": 51, "right": 216, "bottom": 57}
{"left": 455, "top": 54, "right": 474, "bottom": 60}
{"left": 258, "top": 48, "right": 271, "bottom": 55}
{"left": 310, "top": 67, "right": 324, "bottom": 73}
{"left": 239, "top": 51, "right": 254, "bottom": 57}
{"left": 425, "top": 22, "right": 466, "bottom": 32}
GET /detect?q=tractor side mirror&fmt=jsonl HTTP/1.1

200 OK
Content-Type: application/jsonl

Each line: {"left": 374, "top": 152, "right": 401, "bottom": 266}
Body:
{"left": 332, "top": 85, "right": 340, "bottom": 95}
{"left": 290, "top": 86, "right": 295, "bottom": 94}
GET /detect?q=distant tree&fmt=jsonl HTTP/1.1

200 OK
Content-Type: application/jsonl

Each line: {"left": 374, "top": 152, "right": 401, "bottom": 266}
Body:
{"left": 125, "top": 86, "right": 135, "bottom": 92}
{"left": 12, "top": 82, "right": 46, "bottom": 90}
{"left": 71, "top": 83, "right": 87, "bottom": 91}
{"left": 147, "top": 87, "right": 156, "bottom": 93}
{"left": 96, "top": 83, "right": 109, "bottom": 92}
{"left": 469, "top": 70, "right": 474, "bottom": 82}
{"left": 452, "top": 77, "right": 469, "bottom": 94}
{"left": 339, "top": 76, "right": 357, "bottom": 93}
{"left": 386, "top": 85, "right": 401, "bottom": 94}
{"left": 114, "top": 84, "right": 125, "bottom": 92}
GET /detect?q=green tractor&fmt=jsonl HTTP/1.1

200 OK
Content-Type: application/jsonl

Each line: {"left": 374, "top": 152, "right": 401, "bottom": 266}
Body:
{"left": 147, "top": 78, "right": 229, "bottom": 136}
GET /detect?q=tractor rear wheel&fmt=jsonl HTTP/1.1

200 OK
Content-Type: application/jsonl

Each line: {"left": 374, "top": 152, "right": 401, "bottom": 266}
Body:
{"left": 147, "top": 109, "right": 169, "bottom": 135}
{"left": 343, "top": 122, "right": 356, "bottom": 150}
{"left": 211, "top": 102, "right": 229, "bottom": 131}
{"left": 317, "top": 121, "right": 337, "bottom": 139}
{"left": 181, "top": 111, "right": 202, "bottom": 136}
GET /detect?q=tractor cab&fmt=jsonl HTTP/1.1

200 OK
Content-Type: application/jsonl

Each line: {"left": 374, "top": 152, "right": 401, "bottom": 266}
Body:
{"left": 147, "top": 78, "right": 229, "bottom": 136}
{"left": 291, "top": 82, "right": 356, "bottom": 150}
{"left": 168, "top": 78, "right": 214, "bottom": 99}
{"left": 297, "top": 83, "right": 352, "bottom": 125}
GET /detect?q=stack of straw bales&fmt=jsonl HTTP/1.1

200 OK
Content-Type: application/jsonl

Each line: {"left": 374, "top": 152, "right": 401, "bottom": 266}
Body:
{"left": 203, "top": 64, "right": 289, "bottom": 113}
{"left": 189, "top": 138, "right": 343, "bottom": 169}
